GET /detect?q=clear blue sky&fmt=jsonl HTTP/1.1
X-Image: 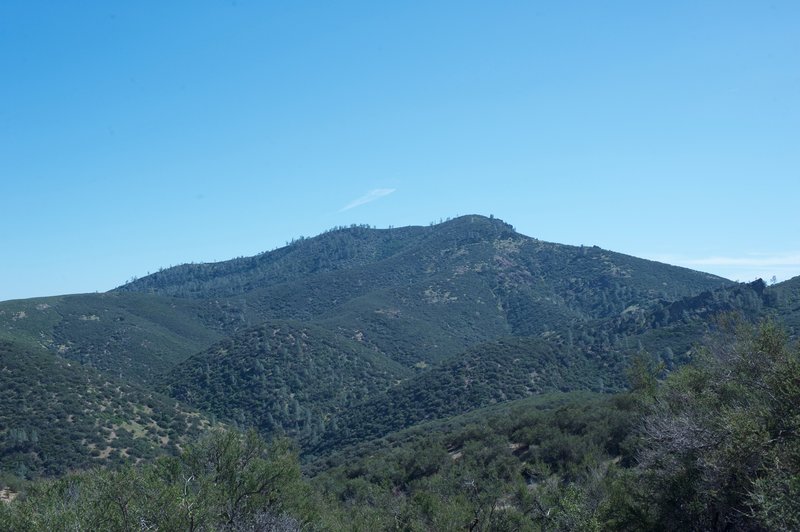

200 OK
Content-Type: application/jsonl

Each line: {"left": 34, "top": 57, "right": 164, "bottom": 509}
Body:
{"left": 2, "top": 1, "right": 798, "bottom": 301}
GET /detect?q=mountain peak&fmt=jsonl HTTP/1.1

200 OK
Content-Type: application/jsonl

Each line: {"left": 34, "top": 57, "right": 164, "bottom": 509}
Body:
{"left": 433, "top": 214, "right": 515, "bottom": 232}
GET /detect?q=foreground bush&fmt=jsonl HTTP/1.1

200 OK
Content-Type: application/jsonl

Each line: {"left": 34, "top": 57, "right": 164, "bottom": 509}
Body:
{"left": 0, "top": 429, "right": 312, "bottom": 531}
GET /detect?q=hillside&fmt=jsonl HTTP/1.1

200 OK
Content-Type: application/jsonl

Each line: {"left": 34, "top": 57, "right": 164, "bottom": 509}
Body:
{"left": 308, "top": 277, "right": 796, "bottom": 459}
{"left": 161, "top": 321, "right": 412, "bottom": 445}
{"left": 5, "top": 321, "right": 798, "bottom": 530}
{"left": 118, "top": 216, "right": 728, "bottom": 305}
{"left": 770, "top": 274, "right": 800, "bottom": 331}
{"left": 117, "top": 216, "right": 732, "bottom": 367}
{"left": 307, "top": 335, "right": 617, "bottom": 457}
{"left": 0, "top": 340, "right": 213, "bottom": 480}
{"left": 0, "top": 292, "right": 224, "bottom": 385}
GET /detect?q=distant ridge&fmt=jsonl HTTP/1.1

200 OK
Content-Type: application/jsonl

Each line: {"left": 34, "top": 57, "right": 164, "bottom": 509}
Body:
{"left": 115, "top": 215, "right": 518, "bottom": 298}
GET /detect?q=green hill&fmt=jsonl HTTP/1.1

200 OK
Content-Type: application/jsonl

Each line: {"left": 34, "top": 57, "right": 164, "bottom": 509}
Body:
{"left": 117, "top": 215, "right": 732, "bottom": 368}
{"left": 0, "top": 340, "right": 213, "bottom": 480}
{"left": 769, "top": 274, "right": 800, "bottom": 331}
{"left": 308, "top": 335, "right": 618, "bottom": 457}
{"left": 161, "top": 321, "right": 412, "bottom": 445}
{"left": 0, "top": 292, "right": 224, "bottom": 385}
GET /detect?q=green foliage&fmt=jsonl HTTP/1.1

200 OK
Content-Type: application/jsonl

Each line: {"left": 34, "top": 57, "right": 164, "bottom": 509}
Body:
{"left": 0, "top": 215, "right": 739, "bottom": 484}
{"left": 163, "top": 321, "right": 411, "bottom": 443}
{"left": 4, "top": 216, "right": 800, "bottom": 529}
{"left": 0, "top": 341, "right": 212, "bottom": 480}
{"left": 0, "top": 429, "right": 313, "bottom": 531}
{"left": 3, "top": 319, "right": 799, "bottom": 529}
{"left": 311, "top": 337, "right": 625, "bottom": 457}
{"left": 310, "top": 321, "right": 799, "bottom": 530}
{"left": 0, "top": 292, "right": 223, "bottom": 385}
{"left": 634, "top": 319, "right": 800, "bottom": 530}
{"left": 313, "top": 392, "right": 637, "bottom": 531}
{"left": 625, "top": 350, "right": 663, "bottom": 399}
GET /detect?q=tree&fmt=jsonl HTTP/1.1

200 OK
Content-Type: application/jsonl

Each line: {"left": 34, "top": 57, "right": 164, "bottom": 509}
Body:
{"left": 0, "top": 429, "right": 312, "bottom": 531}
{"left": 634, "top": 318, "right": 800, "bottom": 530}
{"left": 625, "top": 351, "right": 663, "bottom": 401}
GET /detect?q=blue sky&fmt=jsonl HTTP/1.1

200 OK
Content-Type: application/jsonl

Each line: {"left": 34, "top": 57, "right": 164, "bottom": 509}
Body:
{"left": 1, "top": 1, "right": 798, "bottom": 301}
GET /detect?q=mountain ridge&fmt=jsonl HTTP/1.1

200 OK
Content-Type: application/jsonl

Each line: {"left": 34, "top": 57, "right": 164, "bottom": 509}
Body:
{"left": 114, "top": 215, "right": 729, "bottom": 300}
{"left": 110, "top": 215, "right": 733, "bottom": 369}
{"left": 5, "top": 214, "right": 792, "bottom": 483}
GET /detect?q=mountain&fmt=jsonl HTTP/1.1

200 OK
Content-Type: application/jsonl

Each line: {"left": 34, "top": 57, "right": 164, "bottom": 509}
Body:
{"left": 2, "top": 215, "right": 798, "bottom": 528}
{"left": 3, "top": 214, "right": 784, "bottom": 481}
{"left": 117, "top": 215, "right": 731, "bottom": 368}
{"left": 118, "top": 216, "right": 726, "bottom": 304}
{"left": 111, "top": 215, "right": 743, "bottom": 454}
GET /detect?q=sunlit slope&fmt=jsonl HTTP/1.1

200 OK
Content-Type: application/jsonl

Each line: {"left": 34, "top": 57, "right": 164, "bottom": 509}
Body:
{"left": 0, "top": 292, "right": 223, "bottom": 384}
{"left": 0, "top": 340, "right": 214, "bottom": 478}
